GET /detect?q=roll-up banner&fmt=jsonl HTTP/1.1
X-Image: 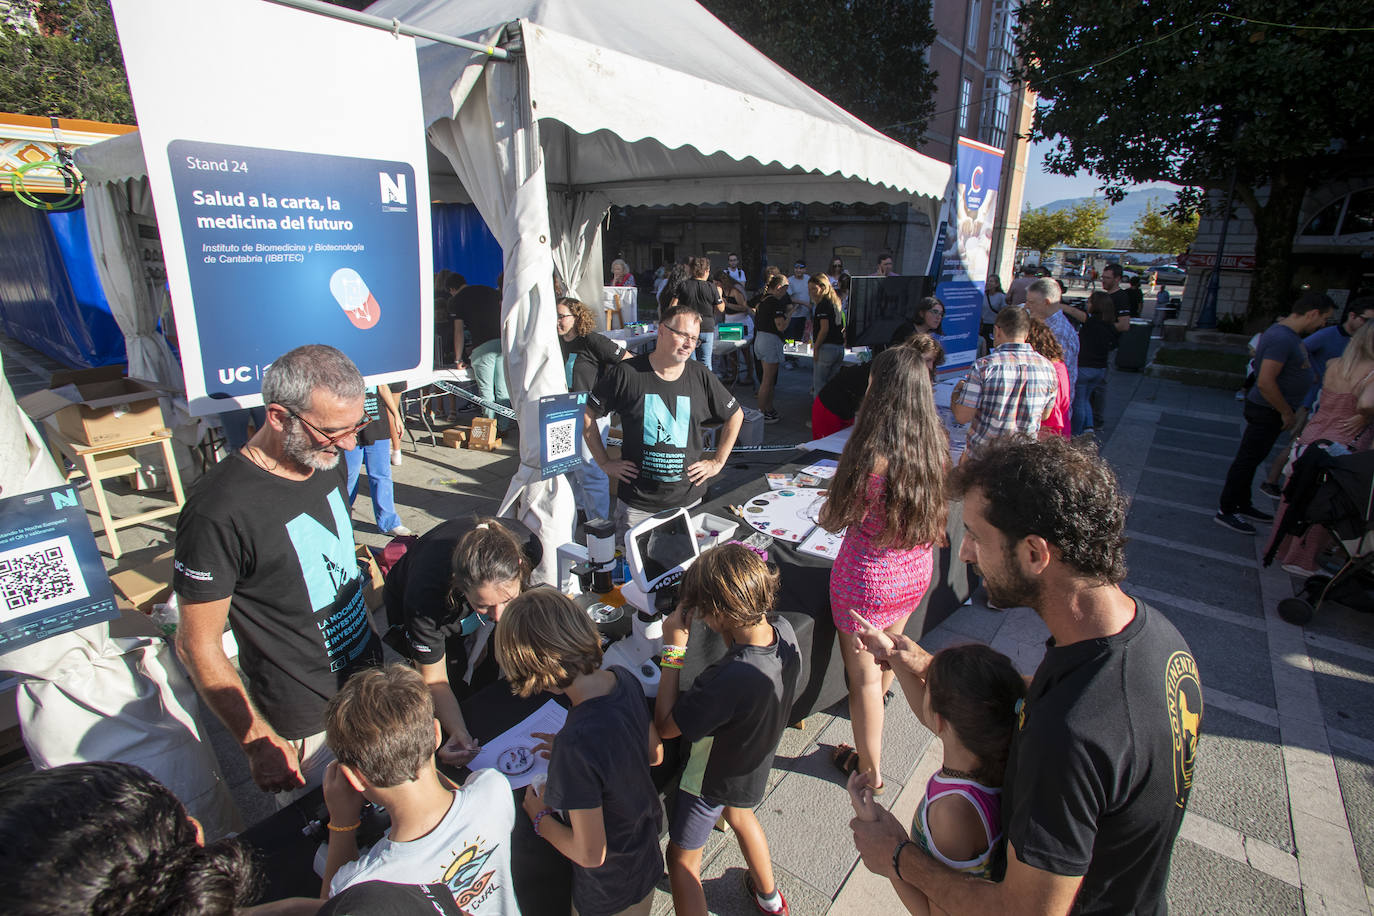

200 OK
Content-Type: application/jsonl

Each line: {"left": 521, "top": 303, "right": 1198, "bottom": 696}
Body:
{"left": 110, "top": 0, "right": 432, "bottom": 416}
{"left": 934, "top": 136, "right": 1004, "bottom": 371}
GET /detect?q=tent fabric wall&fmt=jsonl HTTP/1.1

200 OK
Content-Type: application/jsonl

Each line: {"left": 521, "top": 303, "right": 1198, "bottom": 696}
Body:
{"left": 431, "top": 202, "right": 502, "bottom": 288}
{"left": 427, "top": 61, "right": 576, "bottom": 586}
{"left": 0, "top": 197, "right": 125, "bottom": 368}
{"left": 81, "top": 178, "right": 181, "bottom": 390}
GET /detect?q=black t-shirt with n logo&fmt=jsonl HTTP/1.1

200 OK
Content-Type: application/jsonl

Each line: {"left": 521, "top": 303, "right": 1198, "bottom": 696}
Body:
{"left": 173, "top": 456, "right": 383, "bottom": 739}
{"left": 588, "top": 355, "right": 737, "bottom": 511}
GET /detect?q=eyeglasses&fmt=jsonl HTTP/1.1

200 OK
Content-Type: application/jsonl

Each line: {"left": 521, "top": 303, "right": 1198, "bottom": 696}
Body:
{"left": 285, "top": 408, "right": 370, "bottom": 447}
{"left": 556, "top": 312, "right": 574, "bottom": 321}
{"left": 661, "top": 323, "right": 700, "bottom": 346}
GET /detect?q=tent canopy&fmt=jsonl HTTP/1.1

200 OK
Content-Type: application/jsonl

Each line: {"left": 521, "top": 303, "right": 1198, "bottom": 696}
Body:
{"left": 370, "top": 0, "right": 950, "bottom": 210}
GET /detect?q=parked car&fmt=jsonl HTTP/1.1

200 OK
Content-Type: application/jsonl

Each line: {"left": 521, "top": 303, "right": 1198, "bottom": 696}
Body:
{"left": 1153, "top": 264, "right": 1186, "bottom": 284}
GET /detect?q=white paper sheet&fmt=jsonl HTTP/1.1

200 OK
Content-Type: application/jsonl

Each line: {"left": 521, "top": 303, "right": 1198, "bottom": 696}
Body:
{"left": 801, "top": 427, "right": 852, "bottom": 453}
{"left": 798, "top": 458, "right": 838, "bottom": 480}
{"left": 468, "top": 699, "right": 568, "bottom": 789}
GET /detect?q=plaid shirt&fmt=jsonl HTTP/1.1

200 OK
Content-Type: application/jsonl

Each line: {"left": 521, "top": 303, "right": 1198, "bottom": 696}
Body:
{"left": 954, "top": 342, "right": 1059, "bottom": 454}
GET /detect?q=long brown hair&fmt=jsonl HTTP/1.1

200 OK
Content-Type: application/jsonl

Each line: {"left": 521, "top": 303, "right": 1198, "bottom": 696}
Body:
{"left": 1025, "top": 317, "right": 1064, "bottom": 363}
{"left": 818, "top": 347, "right": 948, "bottom": 548}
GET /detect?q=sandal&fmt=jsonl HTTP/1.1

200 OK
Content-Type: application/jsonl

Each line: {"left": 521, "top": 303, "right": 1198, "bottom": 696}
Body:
{"left": 831, "top": 743, "right": 884, "bottom": 794}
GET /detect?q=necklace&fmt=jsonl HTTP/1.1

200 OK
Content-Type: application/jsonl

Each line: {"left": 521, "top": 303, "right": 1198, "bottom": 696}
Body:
{"left": 940, "top": 765, "right": 981, "bottom": 782}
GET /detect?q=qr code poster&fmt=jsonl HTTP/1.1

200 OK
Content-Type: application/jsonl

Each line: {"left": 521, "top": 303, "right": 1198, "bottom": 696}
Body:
{"left": 0, "top": 484, "right": 117, "bottom": 654}
{"left": 539, "top": 392, "right": 587, "bottom": 481}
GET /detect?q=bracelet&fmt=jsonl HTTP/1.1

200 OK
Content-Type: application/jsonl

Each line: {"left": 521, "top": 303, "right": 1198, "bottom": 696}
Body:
{"left": 661, "top": 644, "right": 687, "bottom": 656}
{"left": 892, "top": 838, "right": 913, "bottom": 881}
{"left": 532, "top": 807, "right": 554, "bottom": 838}
{"left": 659, "top": 656, "right": 684, "bottom": 670}
{"left": 327, "top": 820, "right": 361, "bottom": 832}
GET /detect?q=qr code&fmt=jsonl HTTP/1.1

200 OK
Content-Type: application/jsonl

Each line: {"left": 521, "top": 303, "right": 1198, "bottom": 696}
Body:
{"left": 0, "top": 535, "right": 90, "bottom": 622}
{"left": 546, "top": 417, "right": 578, "bottom": 462}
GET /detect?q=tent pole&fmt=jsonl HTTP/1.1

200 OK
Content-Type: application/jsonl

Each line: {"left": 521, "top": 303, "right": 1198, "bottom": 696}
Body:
{"left": 263, "top": 0, "right": 510, "bottom": 59}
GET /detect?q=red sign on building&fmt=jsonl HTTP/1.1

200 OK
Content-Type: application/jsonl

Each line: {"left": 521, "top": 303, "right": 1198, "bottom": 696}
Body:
{"left": 1178, "top": 253, "right": 1256, "bottom": 271}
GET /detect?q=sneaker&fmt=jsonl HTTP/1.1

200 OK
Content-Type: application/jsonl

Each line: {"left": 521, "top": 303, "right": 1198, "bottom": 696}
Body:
{"left": 386, "top": 525, "right": 413, "bottom": 538}
{"left": 390, "top": 448, "right": 403, "bottom": 467}
{"left": 1282, "top": 563, "right": 1321, "bottom": 578}
{"left": 763, "top": 410, "right": 781, "bottom": 424}
{"left": 1237, "top": 505, "right": 1274, "bottom": 522}
{"left": 1259, "top": 482, "right": 1282, "bottom": 499}
{"left": 744, "top": 873, "right": 789, "bottom": 916}
{"left": 1214, "top": 511, "right": 1256, "bottom": 535}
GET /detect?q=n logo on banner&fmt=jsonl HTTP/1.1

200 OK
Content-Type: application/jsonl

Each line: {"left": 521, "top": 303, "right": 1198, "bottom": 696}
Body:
{"left": 285, "top": 489, "right": 357, "bottom": 611}
{"left": 379, "top": 172, "right": 407, "bottom": 205}
{"left": 643, "top": 394, "right": 690, "bottom": 448}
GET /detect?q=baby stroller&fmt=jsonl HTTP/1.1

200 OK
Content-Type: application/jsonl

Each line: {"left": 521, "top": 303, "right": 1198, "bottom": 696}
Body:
{"left": 1264, "top": 443, "right": 1374, "bottom": 625}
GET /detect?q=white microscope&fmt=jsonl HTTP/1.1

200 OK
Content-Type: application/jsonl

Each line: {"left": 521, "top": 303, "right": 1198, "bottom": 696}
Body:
{"left": 557, "top": 509, "right": 731, "bottom": 695}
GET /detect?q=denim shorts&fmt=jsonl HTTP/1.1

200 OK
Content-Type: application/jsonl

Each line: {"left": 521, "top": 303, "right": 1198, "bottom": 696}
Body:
{"left": 669, "top": 789, "right": 725, "bottom": 851}
{"left": 753, "top": 334, "right": 784, "bottom": 364}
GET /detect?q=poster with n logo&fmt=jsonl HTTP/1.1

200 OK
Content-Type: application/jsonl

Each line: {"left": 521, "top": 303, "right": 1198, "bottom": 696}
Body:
{"left": 934, "top": 137, "right": 1004, "bottom": 371}
{"left": 111, "top": 0, "right": 432, "bottom": 415}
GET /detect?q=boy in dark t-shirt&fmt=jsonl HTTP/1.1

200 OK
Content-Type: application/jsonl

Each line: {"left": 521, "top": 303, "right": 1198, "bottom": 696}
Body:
{"left": 655, "top": 544, "right": 802, "bottom": 916}
{"left": 496, "top": 590, "right": 664, "bottom": 916}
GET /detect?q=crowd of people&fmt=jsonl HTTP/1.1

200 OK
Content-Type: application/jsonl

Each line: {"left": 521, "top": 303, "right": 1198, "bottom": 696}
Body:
{"left": 0, "top": 253, "right": 1213, "bottom": 916}
{"left": 1216, "top": 292, "right": 1374, "bottom": 557}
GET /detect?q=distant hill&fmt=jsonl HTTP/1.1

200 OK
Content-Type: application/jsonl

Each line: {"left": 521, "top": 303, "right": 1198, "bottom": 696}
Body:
{"left": 1031, "top": 187, "right": 1181, "bottom": 245}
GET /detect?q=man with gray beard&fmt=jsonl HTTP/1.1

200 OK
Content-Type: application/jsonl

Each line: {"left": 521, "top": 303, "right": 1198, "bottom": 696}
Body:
{"left": 173, "top": 345, "right": 382, "bottom": 802}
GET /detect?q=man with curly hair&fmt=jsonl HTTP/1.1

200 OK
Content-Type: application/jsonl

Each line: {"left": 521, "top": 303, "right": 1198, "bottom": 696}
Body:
{"left": 851, "top": 437, "right": 1201, "bottom": 916}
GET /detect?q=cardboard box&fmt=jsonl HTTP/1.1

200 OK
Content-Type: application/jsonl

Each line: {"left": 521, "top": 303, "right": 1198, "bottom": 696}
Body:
{"left": 441, "top": 426, "right": 469, "bottom": 448}
{"left": 19, "top": 366, "right": 167, "bottom": 446}
{"left": 109, "top": 549, "right": 175, "bottom": 614}
{"left": 469, "top": 417, "right": 500, "bottom": 451}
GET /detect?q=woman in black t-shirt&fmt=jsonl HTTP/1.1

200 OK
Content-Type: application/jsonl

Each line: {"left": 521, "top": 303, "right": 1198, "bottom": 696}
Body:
{"left": 751, "top": 273, "right": 791, "bottom": 423}
{"left": 382, "top": 516, "right": 541, "bottom": 766}
{"left": 810, "top": 273, "right": 847, "bottom": 395}
{"left": 559, "top": 297, "right": 630, "bottom": 520}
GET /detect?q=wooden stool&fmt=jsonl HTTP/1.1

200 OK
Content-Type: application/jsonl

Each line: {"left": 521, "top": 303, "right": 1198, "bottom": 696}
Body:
{"left": 46, "top": 427, "right": 187, "bottom": 559}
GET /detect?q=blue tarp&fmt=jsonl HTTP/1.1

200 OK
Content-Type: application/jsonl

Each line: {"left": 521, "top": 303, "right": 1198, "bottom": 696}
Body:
{"left": 0, "top": 197, "right": 125, "bottom": 368}
{"left": 431, "top": 203, "right": 501, "bottom": 288}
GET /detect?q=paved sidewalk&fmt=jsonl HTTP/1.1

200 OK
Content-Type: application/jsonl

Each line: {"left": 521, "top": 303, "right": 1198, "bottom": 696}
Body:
{"left": 9, "top": 333, "right": 1374, "bottom": 914}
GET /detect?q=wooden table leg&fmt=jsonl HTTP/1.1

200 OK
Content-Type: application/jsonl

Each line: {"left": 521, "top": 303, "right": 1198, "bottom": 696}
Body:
{"left": 82, "top": 452, "right": 121, "bottom": 559}
{"left": 161, "top": 436, "right": 187, "bottom": 509}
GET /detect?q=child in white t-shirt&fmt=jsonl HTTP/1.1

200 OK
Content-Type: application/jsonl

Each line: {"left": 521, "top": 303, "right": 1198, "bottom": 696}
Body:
{"left": 320, "top": 664, "right": 519, "bottom": 914}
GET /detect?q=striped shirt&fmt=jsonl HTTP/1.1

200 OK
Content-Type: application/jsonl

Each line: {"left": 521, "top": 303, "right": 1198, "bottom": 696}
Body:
{"left": 955, "top": 342, "right": 1059, "bottom": 454}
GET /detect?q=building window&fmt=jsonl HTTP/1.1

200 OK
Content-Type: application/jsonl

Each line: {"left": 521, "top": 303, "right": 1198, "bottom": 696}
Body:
{"left": 959, "top": 78, "right": 972, "bottom": 133}
{"left": 979, "top": 76, "right": 1011, "bottom": 149}
{"left": 987, "top": 0, "right": 1016, "bottom": 75}
{"left": 967, "top": 0, "right": 982, "bottom": 51}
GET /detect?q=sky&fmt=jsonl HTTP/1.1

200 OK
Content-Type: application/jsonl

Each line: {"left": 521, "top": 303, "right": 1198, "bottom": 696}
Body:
{"left": 1020, "top": 140, "right": 1179, "bottom": 209}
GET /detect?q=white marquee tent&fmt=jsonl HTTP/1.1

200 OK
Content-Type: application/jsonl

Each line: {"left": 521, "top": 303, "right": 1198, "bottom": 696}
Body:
{"left": 74, "top": 0, "right": 951, "bottom": 581}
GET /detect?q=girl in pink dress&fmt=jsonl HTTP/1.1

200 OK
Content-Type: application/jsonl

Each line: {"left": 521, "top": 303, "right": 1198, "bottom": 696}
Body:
{"left": 819, "top": 345, "right": 949, "bottom": 792}
{"left": 1026, "top": 317, "right": 1071, "bottom": 439}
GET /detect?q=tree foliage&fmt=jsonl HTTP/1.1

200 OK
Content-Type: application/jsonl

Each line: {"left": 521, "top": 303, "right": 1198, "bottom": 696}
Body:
{"left": 1130, "top": 204, "right": 1198, "bottom": 255}
{"left": 1015, "top": 1, "right": 1374, "bottom": 316}
{"left": 0, "top": 0, "right": 132, "bottom": 123}
{"left": 700, "top": 0, "right": 938, "bottom": 147}
{"left": 1018, "top": 200, "right": 1108, "bottom": 253}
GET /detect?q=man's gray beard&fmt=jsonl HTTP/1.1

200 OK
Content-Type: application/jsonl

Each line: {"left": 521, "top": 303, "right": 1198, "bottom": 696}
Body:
{"left": 282, "top": 419, "right": 340, "bottom": 472}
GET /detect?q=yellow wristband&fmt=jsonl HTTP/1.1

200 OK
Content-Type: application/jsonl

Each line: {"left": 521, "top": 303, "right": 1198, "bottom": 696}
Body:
{"left": 327, "top": 820, "right": 361, "bottom": 832}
